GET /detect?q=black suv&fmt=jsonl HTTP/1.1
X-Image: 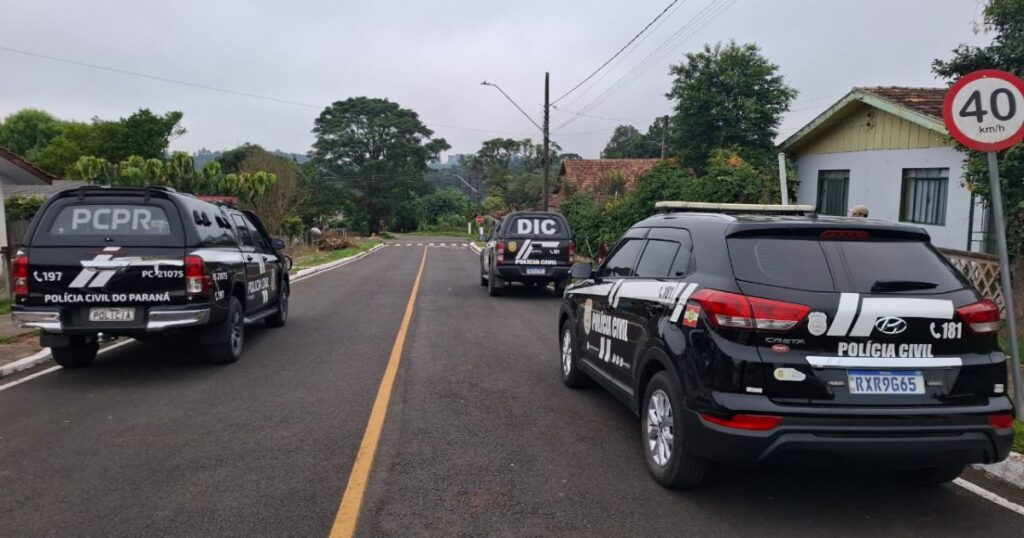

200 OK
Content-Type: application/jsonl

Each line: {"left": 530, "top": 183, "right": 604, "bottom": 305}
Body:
{"left": 480, "top": 211, "right": 574, "bottom": 296}
{"left": 11, "top": 186, "right": 290, "bottom": 367}
{"left": 558, "top": 202, "right": 1012, "bottom": 489}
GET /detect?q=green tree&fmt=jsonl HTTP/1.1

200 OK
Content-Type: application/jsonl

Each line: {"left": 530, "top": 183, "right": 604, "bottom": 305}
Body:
{"left": 70, "top": 152, "right": 275, "bottom": 206}
{"left": 601, "top": 125, "right": 660, "bottom": 158}
{"left": 311, "top": 97, "right": 449, "bottom": 233}
{"left": 933, "top": 0, "right": 1024, "bottom": 330}
{"left": 465, "top": 137, "right": 561, "bottom": 211}
{"left": 0, "top": 109, "right": 65, "bottom": 159}
{"left": 217, "top": 144, "right": 306, "bottom": 234}
{"left": 27, "top": 108, "right": 184, "bottom": 176}
{"left": 667, "top": 41, "right": 797, "bottom": 170}
{"left": 420, "top": 187, "right": 471, "bottom": 226}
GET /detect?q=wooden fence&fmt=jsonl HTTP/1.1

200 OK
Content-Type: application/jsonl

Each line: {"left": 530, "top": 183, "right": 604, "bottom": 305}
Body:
{"left": 940, "top": 248, "right": 1005, "bottom": 314}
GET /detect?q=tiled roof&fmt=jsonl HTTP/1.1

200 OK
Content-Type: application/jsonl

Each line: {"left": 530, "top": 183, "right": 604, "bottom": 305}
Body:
{"left": 550, "top": 159, "right": 660, "bottom": 208}
{"left": 0, "top": 145, "right": 57, "bottom": 184}
{"left": 4, "top": 179, "right": 89, "bottom": 198}
{"left": 857, "top": 87, "right": 946, "bottom": 120}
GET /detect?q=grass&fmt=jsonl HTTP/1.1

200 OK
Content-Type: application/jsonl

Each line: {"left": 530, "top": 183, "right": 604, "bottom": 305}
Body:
{"left": 999, "top": 332, "right": 1023, "bottom": 364}
{"left": 291, "top": 240, "right": 381, "bottom": 271}
{"left": 1014, "top": 420, "right": 1024, "bottom": 453}
{"left": 0, "top": 298, "right": 11, "bottom": 315}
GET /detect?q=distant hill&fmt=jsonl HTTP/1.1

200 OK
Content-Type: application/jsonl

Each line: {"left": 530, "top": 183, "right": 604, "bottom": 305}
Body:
{"left": 192, "top": 149, "right": 310, "bottom": 170}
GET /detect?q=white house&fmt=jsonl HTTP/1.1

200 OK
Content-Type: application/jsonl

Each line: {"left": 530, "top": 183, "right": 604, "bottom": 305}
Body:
{"left": 779, "top": 87, "right": 992, "bottom": 253}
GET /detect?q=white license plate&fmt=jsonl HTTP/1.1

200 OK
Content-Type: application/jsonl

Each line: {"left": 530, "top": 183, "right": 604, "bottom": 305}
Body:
{"left": 848, "top": 370, "right": 924, "bottom": 394}
{"left": 525, "top": 267, "right": 546, "bottom": 275}
{"left": 88, "top": 307, "right": 135, "bottom": 322}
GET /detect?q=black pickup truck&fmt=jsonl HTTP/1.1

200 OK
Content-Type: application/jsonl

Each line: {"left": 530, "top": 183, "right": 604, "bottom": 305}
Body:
{"left": 10, "top": 186, "right": 290, "bottom": 367}
{"left": 480, "top": 211, "right": 575, "bottom": 296}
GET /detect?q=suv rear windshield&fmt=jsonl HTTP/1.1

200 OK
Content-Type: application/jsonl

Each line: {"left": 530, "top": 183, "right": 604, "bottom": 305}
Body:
{"left": 32, "top": 199, "right": 184, "bottom": 247}
{"left": 504, "top": 215, "right": 569, "bottom": 239}
{"left": 728, "top": 237, "right": 966, "bottom": 293}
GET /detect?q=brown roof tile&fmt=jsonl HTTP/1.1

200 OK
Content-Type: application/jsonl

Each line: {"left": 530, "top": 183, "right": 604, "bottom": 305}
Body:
{"left": 857, "top": 87, "right": 946, "bottom": 119}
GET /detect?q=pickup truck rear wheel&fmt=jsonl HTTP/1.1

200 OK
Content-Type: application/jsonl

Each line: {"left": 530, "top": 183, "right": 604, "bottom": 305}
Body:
{"left": 487, "top": 264, "right": 503, "bottom": 297}
{"left": 265, "top": 281, "right": 289, "bottom": 328}
{"left": 51, "top": 336, "right": 98, "bottom": 368}
{"left": 206, "top": 297, "right": 244, "bottom": 364}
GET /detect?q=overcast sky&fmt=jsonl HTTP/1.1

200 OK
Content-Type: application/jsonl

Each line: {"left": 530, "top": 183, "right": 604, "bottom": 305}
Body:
{"left": 0, "top": 0, "right": 992, "bottom": 160}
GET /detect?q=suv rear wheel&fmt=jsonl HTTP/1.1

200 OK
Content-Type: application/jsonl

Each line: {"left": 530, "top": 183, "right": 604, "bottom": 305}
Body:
{"left": 207, "top": 297, "right": 244, "bottom": 364}
{"left": 51, "top": 336, "right": 98, "bottom": 368}
{"left": 642, "top": 372, "right": 708, "bottom": 489}
{"left": 487, "top": 264, "right": 503, "bottom": 296}
{"left": 265, "top": 281, "right": 289, "bottom": 328}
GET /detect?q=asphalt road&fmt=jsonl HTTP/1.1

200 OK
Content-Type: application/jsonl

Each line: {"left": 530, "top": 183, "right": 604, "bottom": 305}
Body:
{"left": 1, "top": 237, "right": 1023, "bottom": 537}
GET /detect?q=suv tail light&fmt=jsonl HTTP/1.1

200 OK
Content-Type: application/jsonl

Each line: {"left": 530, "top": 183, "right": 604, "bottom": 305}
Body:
{"left": 957, "top": 299, "right": 1001, "bottom": 334}
{"left": 495, "top": 241, "right": 505, "bottom": 264}
{"left": 988, "top": 413, "right": 1014, "bottom": 430}
{"left": 689, "top": 289, "right": 810, "bottom": 331}
{"left": 11, "top": 255, "right": 29, "bottom": 296}
{"left": 184, "top": 255, "right": 211, "bottom": 296}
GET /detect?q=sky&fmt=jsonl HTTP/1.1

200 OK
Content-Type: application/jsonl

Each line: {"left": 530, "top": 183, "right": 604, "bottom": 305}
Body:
{"left": 0, "top": 0, "right": 994, "bottom": 160}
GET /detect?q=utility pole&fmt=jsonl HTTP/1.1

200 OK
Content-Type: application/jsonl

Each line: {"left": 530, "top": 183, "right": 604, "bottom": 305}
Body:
{"left": 542, "top": 72, "right": 550, "bottom": 212}
{"left": 660, "top": 115, "right": 668, "bottom": 159}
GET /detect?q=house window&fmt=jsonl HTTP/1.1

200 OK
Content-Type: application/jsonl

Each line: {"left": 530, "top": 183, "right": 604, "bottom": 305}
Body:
{"left": 900, "top": 168, "right": 949, "bottom": 226}
{"left": 816, "top": 170, "right": 849, "bottom": 216}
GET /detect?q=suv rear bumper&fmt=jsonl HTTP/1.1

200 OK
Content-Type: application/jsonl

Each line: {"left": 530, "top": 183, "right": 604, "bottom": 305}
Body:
{"left": 496, "top": 264, "right": 571, "bottom": 282}
{"left": 12, "top": 305, "right": 212, "bottom": 333}
{"left": 685, "top": 393, "right": 1015, "bottom": 468}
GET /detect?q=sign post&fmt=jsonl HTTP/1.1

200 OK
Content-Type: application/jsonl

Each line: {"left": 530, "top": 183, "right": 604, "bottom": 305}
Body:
{"left": 943, "top": 69, "right": 1024, "bottom": 419}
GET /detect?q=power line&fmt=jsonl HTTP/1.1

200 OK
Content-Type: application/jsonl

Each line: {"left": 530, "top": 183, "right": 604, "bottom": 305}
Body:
{"left": 0, "top": 44, "right": 526, "bottom": 139}
{"left": 552, "top": 0, "right": 682, "bottom": 105}
{"left": 553, "top": 0, "right": 734, "bottom": 133}
{"left": 550, "top": 104, "right": 650, "bottom": 123}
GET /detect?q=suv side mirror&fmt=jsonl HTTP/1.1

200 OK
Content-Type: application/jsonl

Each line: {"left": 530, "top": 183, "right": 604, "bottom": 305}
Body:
{"left": 571, "top": 262, "right": 594, "bottom": 280}
{"left": 270, "top": 238, "right": 287, "bottom": 251}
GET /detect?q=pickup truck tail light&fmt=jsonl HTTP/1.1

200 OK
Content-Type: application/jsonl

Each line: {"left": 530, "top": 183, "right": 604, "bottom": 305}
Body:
{"left": 689, "top": 289, "right": 810, "bottom": 331}
{"left": 957, "top": 299, "right": 1001, "bottom": 334}
{"left": 568, "top": 242, "right": 576, "bottom": 261}
{"left": 11, "top": 255, "right": 29, "bottom": 296}
{"left": 495, "top": 241, "right": 505, "bottom": 265}
{"left": 184, "top": 255, "right": 211, "bottom": 296}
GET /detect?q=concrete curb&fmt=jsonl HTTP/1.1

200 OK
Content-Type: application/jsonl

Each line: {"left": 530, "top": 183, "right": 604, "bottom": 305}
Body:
{"left": 0, "top": 348, "right": 52, "bottom": 378}
{"left": 0, "top": 243, "right": 384, "bottom": 379}
{"left": 975, "top": 452, "right": 1024, "bottom": 489}
{"left": 290, "top": 242, "right": 383, "bottom": 281}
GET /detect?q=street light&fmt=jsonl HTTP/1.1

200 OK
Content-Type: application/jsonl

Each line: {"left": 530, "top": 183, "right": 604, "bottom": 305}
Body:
{"left": 481, "top": 76, "right": 552, "bottom": 211}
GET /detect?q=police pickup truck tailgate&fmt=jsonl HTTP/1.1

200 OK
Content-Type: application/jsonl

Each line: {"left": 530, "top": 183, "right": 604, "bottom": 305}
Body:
{"left": 24, "top": 246, "right": 189, "bottom": 307}
{"left": 503, "top": 238, "right": 572, "bottom": 266}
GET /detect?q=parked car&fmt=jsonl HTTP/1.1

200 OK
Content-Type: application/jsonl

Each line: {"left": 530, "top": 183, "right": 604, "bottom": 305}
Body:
{"left": 480, "top": 211, "right": 574, "bottom": 296}
{"left": 11, "top": 186, "right": 290, "bottom": 366}
{"left": 558, "top": 202, "right": 1012, "bottom": 489}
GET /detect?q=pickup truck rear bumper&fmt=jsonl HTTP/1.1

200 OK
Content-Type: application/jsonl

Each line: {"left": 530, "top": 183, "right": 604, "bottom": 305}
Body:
{"left": 12, "top": 305, "right": 211, "bottom": 332}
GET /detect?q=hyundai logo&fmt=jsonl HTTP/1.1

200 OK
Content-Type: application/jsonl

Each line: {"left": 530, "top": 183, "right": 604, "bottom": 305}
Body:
{"left": 874, "top": 316, "right": 908, "bottom": 335}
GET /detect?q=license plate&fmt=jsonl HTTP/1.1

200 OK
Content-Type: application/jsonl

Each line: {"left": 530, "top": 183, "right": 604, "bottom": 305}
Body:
{"left": 848, "top": 370, "right": 924, "bottom": 394}
{"left": 525, "top": 267, "right": 546, "bottom": 275}
{"left": 88, "top": 307, "right": 135, "bottom": 322}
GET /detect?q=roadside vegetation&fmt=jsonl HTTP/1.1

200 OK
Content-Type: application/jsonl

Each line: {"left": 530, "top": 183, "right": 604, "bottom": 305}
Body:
{"left": 289, "top": 240, "right": 381, "bottom": 271}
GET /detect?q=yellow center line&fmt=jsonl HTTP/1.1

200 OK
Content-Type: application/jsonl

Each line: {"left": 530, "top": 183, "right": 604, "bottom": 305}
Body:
{"left": 329, "top": 247, "right": 428, "bottom": 538}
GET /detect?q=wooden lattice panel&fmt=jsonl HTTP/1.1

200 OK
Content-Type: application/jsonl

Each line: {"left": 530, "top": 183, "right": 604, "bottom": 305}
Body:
{"left": 940, "top": 248, "right": 1004, "bottom": 316}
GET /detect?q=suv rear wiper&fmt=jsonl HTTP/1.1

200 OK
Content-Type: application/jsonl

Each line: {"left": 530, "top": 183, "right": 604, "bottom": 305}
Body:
{"left": 870, "top": 280, "right": 938, "bottom": 292}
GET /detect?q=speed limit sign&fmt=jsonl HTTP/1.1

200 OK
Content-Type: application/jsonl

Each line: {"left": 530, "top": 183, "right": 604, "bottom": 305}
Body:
{"left": 943, "top": 69, "right": 1024, "bottom": 151}
{"left": 943, "top": 69, "right": 1024, "bottom": 419}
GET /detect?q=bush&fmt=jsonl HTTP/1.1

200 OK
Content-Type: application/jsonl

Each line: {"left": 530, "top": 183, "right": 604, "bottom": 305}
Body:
{"left": 5, "top": 195, "right": 46, "bottom": 222}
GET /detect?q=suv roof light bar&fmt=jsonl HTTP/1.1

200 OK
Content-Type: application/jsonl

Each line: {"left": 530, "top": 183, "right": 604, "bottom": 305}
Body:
{"left": 654, "top": 201, "right": 816, "bottom": 215}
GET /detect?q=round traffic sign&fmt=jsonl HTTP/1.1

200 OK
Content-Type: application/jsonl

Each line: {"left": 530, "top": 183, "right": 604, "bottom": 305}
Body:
{"left": 475, "top": 215, "right": 483, "bottom": 225}
{"left": 943, "top": 69, "right": 1024, "bottom": 152}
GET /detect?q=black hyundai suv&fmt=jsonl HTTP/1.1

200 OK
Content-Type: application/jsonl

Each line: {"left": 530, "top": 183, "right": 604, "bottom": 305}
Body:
{"left": 11, "top": 186, "right": 290, "bottom": 367}
{"left": 558, "top": 202, "right": 1012, "bottom": 489}
{"left": 480, "top": 211, "right": 574, "bottom": 296}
